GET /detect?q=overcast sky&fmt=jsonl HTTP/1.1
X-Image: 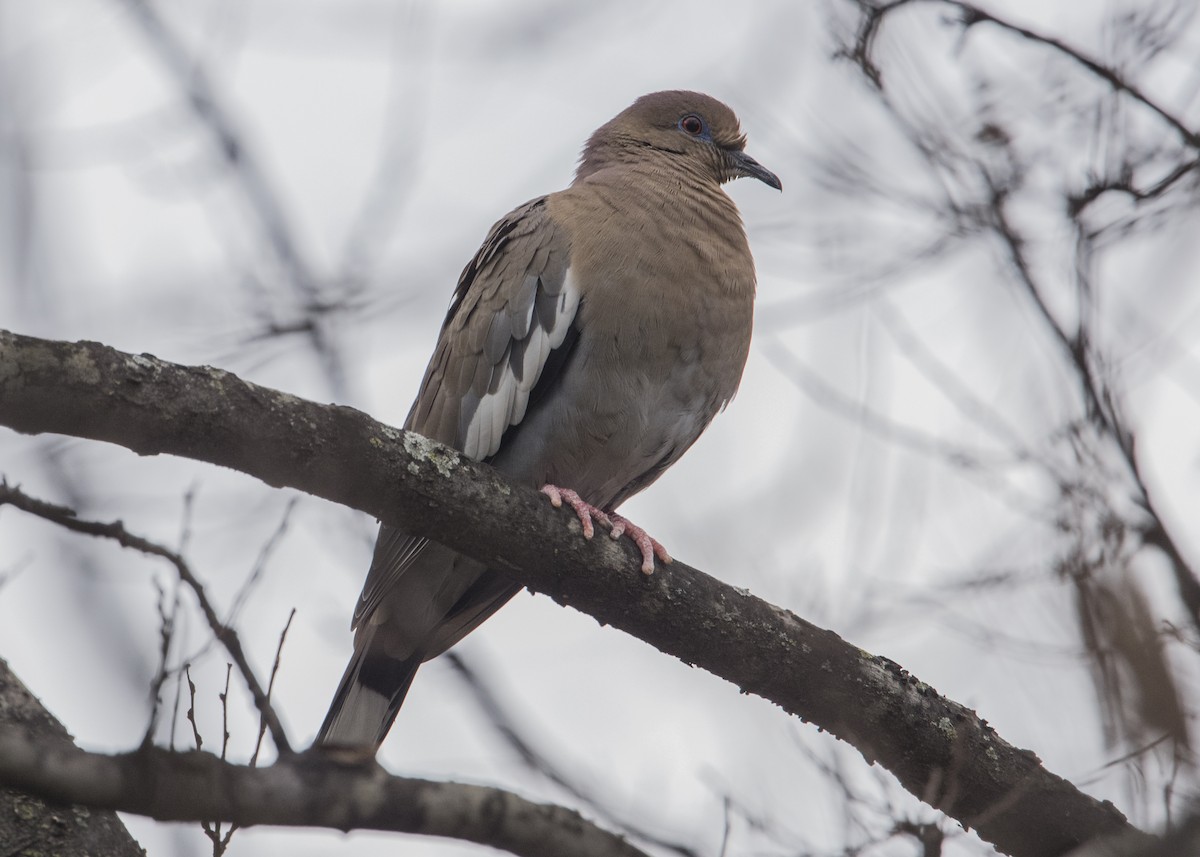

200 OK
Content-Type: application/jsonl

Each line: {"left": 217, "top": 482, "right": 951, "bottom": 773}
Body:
{"left": 4, "top": 2, "right": 1200, "bottom": 856}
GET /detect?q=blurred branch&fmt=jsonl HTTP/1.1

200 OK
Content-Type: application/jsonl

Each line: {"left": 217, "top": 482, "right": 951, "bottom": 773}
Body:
{"left": 0, "top": 726, "right": 647, "bottom": 857}
{"left": 446, "top": 652, "right": 701, "bottom": 857}
{"left": 894, "top": 819, "right": 945, "bottom": 857}
{"left": 115, "top": 0, "right": 349, "bottom": 394}
{"left": 761, "top": 337, "right": 1021, "bottom": 471}
{"left": 1068, "top": 155, "right": 1200, "bottom": 216}
{"left": 337, "top": 3, "right": 430, "bottom": 283}
{"left": 987, "top": 181, "right": 1200, "bottom": 630}
{"left": 0, "top": 329, "right": 1145, "bottom": 856}
{"left": 760, "top": 337, "right": 1050, "bottom": 525}
{"left": 842, "top": 0, "right": 1200, "bottom": 635}
{"left": 846, "top": 0, "right": 1200, "bottom": 148}
{"left": 0, "top": 479, "right": 292, "bottom": 755}
{"left": 1065, "top": 812, "right": 1200, "bottom": 857}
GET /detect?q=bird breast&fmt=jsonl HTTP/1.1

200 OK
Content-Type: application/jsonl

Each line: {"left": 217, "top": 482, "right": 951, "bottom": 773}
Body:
{"left": 491, "top": 185, "right": 755, "bottom": 508}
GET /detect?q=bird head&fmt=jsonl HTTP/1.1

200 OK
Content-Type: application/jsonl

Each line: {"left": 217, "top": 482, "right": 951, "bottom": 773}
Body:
{"left": 577, "top": 90, "right": 782, "bottom": 191}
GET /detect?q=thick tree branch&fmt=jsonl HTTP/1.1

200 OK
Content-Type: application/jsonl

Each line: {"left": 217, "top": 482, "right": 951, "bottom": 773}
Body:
{"left": 0, "top": 726, "right": 646, "bottom": 857}
{"left": 0, "top": 330, "right": 1142, "bottom": 856}
{"left": 0, "top": 659, "right": 144, "bottom": 857}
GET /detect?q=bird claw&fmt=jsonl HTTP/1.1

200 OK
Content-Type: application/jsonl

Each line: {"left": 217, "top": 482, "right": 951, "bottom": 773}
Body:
{"left": 541, "top": 485, "right": 607, "bottom": 539}
{"left": 607, "top": 513, "right": 672, "bottom": 575}
{"left": 540, "top": 485, "right": 671, "bottom": 574}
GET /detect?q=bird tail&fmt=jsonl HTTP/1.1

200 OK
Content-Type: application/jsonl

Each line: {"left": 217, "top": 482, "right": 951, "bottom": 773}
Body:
{"left": 315, "top": 639, "right": 421, "bottom": 751}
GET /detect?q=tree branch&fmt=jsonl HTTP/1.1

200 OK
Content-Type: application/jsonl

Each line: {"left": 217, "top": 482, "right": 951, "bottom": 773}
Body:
{"left": 846, "top": 0, "right": 1200, "bottom": 148}
{"left": 0, "top": 726, "right": 646, "bottom": 857}
{"left": 0, "top": 659, "right": 144, "bottom": 856}
{"left": 0, "top": 480, "right": 292, "bottom": 755}
{"left": 0, "top": 329, "right": 1143, "bottom": 856}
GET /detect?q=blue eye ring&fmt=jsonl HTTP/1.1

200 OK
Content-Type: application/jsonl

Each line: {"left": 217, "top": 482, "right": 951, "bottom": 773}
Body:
{"left": 679, "top": 114, "right": 705, "bottom": 136}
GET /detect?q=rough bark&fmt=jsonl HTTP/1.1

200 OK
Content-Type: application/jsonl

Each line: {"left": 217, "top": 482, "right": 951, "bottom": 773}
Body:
{"left": 0, "top": 727, "right": 646, "bottom": 857}
{"left": 0, "top": 329, "right": 1145, "bottom": 856}
{"left": 0, "top": 658, "right": 145, "bottom": 857}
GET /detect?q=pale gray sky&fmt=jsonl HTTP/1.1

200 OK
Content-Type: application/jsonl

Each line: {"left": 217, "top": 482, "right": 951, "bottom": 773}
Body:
{"left": 3, "top": 2, "right": 1200, "bottom": 855}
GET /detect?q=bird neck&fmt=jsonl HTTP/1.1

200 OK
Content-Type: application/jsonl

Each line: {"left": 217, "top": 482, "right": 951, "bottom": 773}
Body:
{"left": 574, "top": 154, "right": 739, "bottom": 223}
{"left": 577, "top": 136, "right": 723, "bottom": 186}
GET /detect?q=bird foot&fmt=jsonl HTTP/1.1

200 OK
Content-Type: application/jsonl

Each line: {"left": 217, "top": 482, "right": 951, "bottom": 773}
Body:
{"left": 605, "top": 511, "right": 673, "bottom": 574}
{"left": 540, "top": 485, "right": 672, "bottom": 574}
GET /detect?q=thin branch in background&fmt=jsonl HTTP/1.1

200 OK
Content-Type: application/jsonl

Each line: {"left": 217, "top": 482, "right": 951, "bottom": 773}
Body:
{"left": 178, "top": 481, "right": 198, "bottom": 556}
{"left": 144, "top": 577, "right": 180, "bottom": 746}
{"left": 169, "top": 659, "right": 186, "bottom": 751}
{"left": 846, "top": 0, "right": 1200, "bottom": 148}
{"left": 1070, "top": 154, "right": 1200, "bottom": 214}
{"left": 337, "top": 2, "right": 431, "bottom": 285}
{"left": 842, "top": 0, "right": 1200, "bottom": 643}
{"left": 760, "top": 338, "right": 1008, "bottom": 470}
{"left": 872, "top": 297, "right": 1064, "bottom": 481}
{"left": 717, "top": 796, "right": 732, "bottom": 857}
{"left": 984, "top": 184, "right": 1108, "bottom": 428}
{"left": 1071, "top": 733, "right": 1176, "bottom": 789}
{"left": 788, "top": 733, "right": 909, "bottom": 854}
{"left": 226, "top": 496, "right": 297, "bottom": 627}
{"left": 986, "top": 186, "right": 1200, "bottom": 631}
{"left": 953, "top": 2, "right": 1200, "bottom": 147}
{"left": 847, "top": 0, "right": 1200, "bottom": 807}
{"left": 114, "top": 0, "right": 351, "bottom": 398}
{"left": 0, "top": 479, "right": 292, "bottom": 755}
{"left": 0, "top": 553, "right": 31, "bottom": 591}
{"left": 1068, "top": 561, "right": 1190, "bottom": 753}
{"left": 36, "top": 443, "right": 148, "bottom": 696}
{"left": 698, "top": 768, "right": 816, "bottom": 855}
{"left": 252, "top": 609, "right": 294, "bottom": 767}
{"left": 759, "top": 337, "right": 1053, "bottom": 527}
{"left": 444, "top": 651, "right": 703, "bottom": 857}
{"left": 893, "top": 820, "right": 946, "bottom": 857}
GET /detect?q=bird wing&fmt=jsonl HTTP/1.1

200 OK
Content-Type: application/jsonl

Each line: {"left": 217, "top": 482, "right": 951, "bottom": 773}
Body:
{"left": 351, "top": 196, "right": 578, "bottom": 634}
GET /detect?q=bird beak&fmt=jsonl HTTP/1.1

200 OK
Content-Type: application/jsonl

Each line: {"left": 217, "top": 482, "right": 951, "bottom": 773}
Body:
{"left": 726, "top": 150, "right": 782, "bottom": 190}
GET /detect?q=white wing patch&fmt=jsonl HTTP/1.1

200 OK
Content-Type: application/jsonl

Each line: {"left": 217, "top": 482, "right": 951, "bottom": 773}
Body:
{"left": 461, "top": 270, "right": 581, "bottom": 461}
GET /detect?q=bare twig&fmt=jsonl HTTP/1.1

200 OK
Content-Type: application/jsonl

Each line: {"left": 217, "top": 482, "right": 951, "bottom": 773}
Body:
{"left": 185, "top": 666, "right": 203, "bottom": 752}
{"left": 0, "top": 479, "right": 292, "bottom": 754}
{"left": 252, "top": 610, "right": 294, "bottom": 768}
{"left": 227, "top": 497, "right": 296, "bottom": 627}
{"left": 144, "top": 577, "right": 179, "bottom": 745}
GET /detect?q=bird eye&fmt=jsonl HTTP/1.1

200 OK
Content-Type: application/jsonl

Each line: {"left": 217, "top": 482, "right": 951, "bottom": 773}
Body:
{"left": 679, "top": 114, "right": 704, "bottom": 136}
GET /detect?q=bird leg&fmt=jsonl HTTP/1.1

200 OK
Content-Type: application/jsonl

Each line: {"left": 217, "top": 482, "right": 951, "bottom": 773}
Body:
{"left": 539, "top": 485, "right": 672, "bottom": 575}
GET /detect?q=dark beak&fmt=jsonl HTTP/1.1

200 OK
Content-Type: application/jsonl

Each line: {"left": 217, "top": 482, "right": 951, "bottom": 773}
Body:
{"left": 727, "top": 150, "right": 782, "bottom": 191}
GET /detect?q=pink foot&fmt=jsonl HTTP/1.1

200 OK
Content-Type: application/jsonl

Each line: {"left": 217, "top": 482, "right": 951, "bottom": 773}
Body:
{"left": 606, "top": 512, "right": 673, "bottom": 575}
{"left": 540, "top": 485, "right": 672, "bottom": 575}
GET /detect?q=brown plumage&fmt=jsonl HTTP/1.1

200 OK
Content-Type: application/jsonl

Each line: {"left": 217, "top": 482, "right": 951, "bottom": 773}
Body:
{"left": 317, "top": 90, "right": 780, "bottom": 750}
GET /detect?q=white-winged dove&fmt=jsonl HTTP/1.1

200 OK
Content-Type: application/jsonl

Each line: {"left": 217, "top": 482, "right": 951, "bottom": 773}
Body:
{"left": 317, "top": 91, "right": 780, "bottom": 750}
